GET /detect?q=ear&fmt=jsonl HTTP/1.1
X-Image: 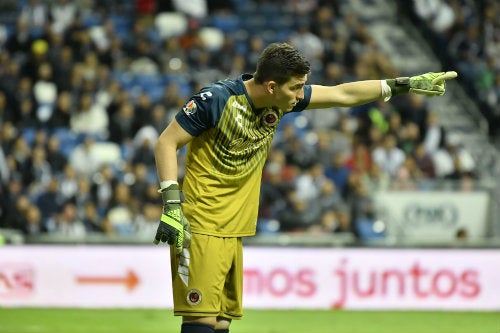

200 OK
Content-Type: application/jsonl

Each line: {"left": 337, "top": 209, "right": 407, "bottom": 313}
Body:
{"left": 266, "top": 81, "right": 277, "bottom": 94}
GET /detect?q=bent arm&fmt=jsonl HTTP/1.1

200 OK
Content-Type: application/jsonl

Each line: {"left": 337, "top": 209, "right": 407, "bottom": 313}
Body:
{"left": 307, "top": 80, "right": 383, "bottom": 109}
{"left": 154, "top": 118, "right": 194, "bottom": 184}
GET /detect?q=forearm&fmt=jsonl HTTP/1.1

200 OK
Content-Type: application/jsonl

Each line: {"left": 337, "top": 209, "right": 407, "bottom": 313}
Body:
{"left": 335, "top": 80, "right": 386, "bottom": 106}
{"left": 154, "top": 137, "right": 179, "bottom": 185}
{"left": 308, "top": 80, "right": 384, "bottom": 109}
{"left": 154, "top": 119, "right": 194, "bottom": 187}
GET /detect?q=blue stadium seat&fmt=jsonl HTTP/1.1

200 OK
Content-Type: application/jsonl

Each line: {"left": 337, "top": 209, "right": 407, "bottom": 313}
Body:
{"left": 82, "top": 13, "right": 102, "bottom": 28}
{"left": 51, "top": 128, "right": 80, "bottom": 158}
{"left": 134, "top": 74, "right": 162, "bottom": 89}
{"left": 257, "top": 218, "right": 280, "bottom": 234}
{"left": 162, "top": 74, "right": 192, "bottom": 97}
{"left": 355, "top": 218, "right": 386, "bottom": 240}
{"left": 211, "top": 14, "right": 241, "bottom": 33}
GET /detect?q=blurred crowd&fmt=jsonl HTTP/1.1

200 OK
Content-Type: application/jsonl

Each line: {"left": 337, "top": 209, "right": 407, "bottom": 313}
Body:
{"left": 404, "top": 0, "right": 500, "bottom": 137}
{"left": 0, "top": 0, "right": 481, "bottom": 242}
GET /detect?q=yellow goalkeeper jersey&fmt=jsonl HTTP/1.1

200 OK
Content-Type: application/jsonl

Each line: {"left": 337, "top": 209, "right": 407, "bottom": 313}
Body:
{"left": 175, "top": 74, "right": 312, "bottom": 237}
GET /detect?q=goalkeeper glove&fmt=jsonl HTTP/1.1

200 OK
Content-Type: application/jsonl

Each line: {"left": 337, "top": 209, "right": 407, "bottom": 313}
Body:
{"left": 153, "top": 183, "right": 191, "bottom": 254}
{"left": 386, "top": 71, "right": 458, "bottom": 97}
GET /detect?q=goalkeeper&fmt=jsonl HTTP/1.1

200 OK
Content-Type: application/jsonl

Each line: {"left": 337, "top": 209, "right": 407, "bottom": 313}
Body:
{"left": 153, "top": 42, "right": 457, "bottom": 333}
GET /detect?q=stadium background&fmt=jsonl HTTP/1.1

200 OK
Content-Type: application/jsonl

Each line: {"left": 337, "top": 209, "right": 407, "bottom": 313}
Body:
{"left": 0, "top": 0, "right": 499, "bottom": 332}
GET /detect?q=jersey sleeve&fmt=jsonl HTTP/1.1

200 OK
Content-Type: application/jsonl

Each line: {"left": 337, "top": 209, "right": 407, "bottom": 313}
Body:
{"left": 175, "top": 86, "right": 226, "bottom": 136}
{"left": 290, "top": 84, "right": 312, "bottom": 112}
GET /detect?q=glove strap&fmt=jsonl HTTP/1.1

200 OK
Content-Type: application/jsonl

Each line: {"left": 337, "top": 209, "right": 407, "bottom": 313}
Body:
{"left": 386, "top": 77, "right": 410, "bottom": 96}
{"left": 159, "top": 184, "right": 185, "bottom": 204}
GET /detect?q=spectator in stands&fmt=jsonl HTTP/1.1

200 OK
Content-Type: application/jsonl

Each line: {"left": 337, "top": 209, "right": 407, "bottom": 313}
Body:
{"left": 0, "top": 134, "right": 10, "bottom": 186}
{"left": 51, "top": 46, "right": 75, "bottom": 92}
{"left": 91, "top": 164, "right": 117, "bottom": 214}
{"left": 1, "top": 180, "right": 27, "bottom": 231}
{"left": 5, "top": 18, "right": 32, "bottom": 56}
{"left": 350, "top": 180, "right": 376, "bottom": 230}
{"left": 81, "top": 201, "right": 104, "bottom": 232}
{"left": 48, "top": 91, "right": 72, "bottom": 130}
{"left": 73, "top": 176, "right": 94, "bottom": 210}
{"left": 432, "top": 133, "right": 476, "bottom": 179}
{"left": 345, "top": 141, "right": 370, "bottom": 174}
{"left": 412, "top": 142, "right": 435, "bottom": 178}
{"left": 283, "top": 135, "right": 317, "bottom": 170}
{"left": 134, "top": 93, "right": 154, "bottom": 132}
{"left": 103, "top": 182, "right": 136, "bottom": 235}
{"left": 392, "top": 155, "right": 424, "bottom": 190}
{"left": 149, "top": 103, "right": 170, "bottom": 134}
{"left": 25, "top": 145, "right": 52, "bottom": 194}
{"left": 325, "top": 152, "right": 352, "bottom": 198}
{"left": 129, "top": 163, "right": 151, "bottom": 199}
{"left": 36, "top": 178, "right": 63, "bottom": 229}
{"left": 131, "top": 135, "right": 156, "bottom": 168}
{"left": 45, "top": 134, "right": 67, "bottom": 174}
{"left": 288, "top": 19, "right": 324, "bottom": 80}
{"left": 311, "top": 131, "right": 338, "bottom": 166}
{"left": 317, "top": 178, "right": 345, "bottom": 214}
{"left": 294, "top": 162, "right": 327, "bottom": 202}
{"left": 58, "top": 164, "right": 79, "bottom": 203}
{"left": 32, "top": 62, "right": 58, "bottom": 125}
{"left": 70, "top": 92, "right": 109, "bottom": 138}
{"left": 10, "top": 136, "right": 32, "bottom": 186}
{"left": 21, "top": 203, "right": 45, "bottom": 236}
{"left": 278, "top": 189, "right": 323, "bottom": 232}
{"left": 259, "top": 160, "right": 291, "bottom": 221}
{"left": 372, "top": 133, "right": 406, "bottom": 177}
{"left": 19, "top": 0, "right": 49, "bottom": 33}
{"left": 245, "top": 35, "right": 266, "bottom": 73}
{"left": 108, "top": 100, "right": 136, "bottom": 144}
{"left": 360, "top": 161, "right": 390, "bottom": 193}
{"left": 134, "top": 202, "right": 162, "bottom": 239}
{"left": 49, "top": 201, "right": 87, "bottom": 238}
{"left": 398, "top": 121, "right": 421, "bottom": 155}
{"left": 317, "top": 209, "right": 340, "bottom": 233}
{"left": 68, "top": 136, "right": 100, "bottom": 178}
{"left": 50, "top": 0, "right": 80, "bottom": 36}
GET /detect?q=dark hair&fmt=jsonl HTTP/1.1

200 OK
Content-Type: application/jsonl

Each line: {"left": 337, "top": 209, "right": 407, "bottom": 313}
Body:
{"left": 253, "top": 43, "right": 311, "bottom": 85}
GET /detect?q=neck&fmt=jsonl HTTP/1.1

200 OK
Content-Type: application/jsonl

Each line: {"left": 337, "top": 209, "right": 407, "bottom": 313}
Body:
{"left": 244, "top": 77, "right": 269, "bottom": 110}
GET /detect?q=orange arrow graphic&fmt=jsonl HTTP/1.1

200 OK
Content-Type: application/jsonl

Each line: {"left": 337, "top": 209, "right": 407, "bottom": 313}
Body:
{"left": 76, "top": 270, "right": 139, "bottom": 291}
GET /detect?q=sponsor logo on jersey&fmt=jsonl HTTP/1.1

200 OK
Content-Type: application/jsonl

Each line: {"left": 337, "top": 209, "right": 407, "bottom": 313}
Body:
{"left": 261, "top": 109, "right": 279, "bottom": 127}
{"left": 232, "top": 100, "right": 247, "bottom": 111}
{"left": 183, "top": 100, "right": 197, "bottom": 115}
{"left": 186, "top": 289, "right": 202, "bottom": 306}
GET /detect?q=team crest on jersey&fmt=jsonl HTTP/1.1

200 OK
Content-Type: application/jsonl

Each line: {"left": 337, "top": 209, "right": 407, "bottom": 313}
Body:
{"left": 183, "top": 100, "right": 197, "bottom": 115}
{"left": 186, "top": 289, "right": 202, "bottom": 306}
{"left": 261, "top": 109, "right": 279, "bottom": 127}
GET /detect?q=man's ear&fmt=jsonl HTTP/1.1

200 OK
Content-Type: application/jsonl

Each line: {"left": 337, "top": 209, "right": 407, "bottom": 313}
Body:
{"left": 266, "top": 81, "right": 277, "bottom": 94}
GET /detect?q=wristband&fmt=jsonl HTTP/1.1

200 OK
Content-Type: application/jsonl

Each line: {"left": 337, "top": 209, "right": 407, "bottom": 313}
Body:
{"left": 160, "top": 180, "right": 178, "bottom": 190}
{"left": 380, "top": 80, "right": 392, "bottom": 101}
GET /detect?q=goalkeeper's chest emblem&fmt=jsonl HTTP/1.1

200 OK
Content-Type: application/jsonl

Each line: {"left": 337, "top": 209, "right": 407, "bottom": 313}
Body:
{"left": 261, "top": 109, "right": 279, "bottom": 127}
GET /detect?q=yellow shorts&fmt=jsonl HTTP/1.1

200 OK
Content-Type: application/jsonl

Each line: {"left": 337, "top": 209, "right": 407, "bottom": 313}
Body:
{"left": 170, "top": 233, "right": 243, "bottom": 319}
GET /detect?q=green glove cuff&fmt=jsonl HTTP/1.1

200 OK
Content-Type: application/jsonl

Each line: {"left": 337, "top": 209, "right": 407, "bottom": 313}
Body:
{"left": 159, "top": 184, "right": 185, "bottom": 204}
{"left": 386, "top": 77, "right": 410, "bottom": 96}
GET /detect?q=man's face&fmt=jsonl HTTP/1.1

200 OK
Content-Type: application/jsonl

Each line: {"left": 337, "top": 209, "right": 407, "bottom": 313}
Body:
{"left": 273, "top": 75, "right": 307, "bottom": 111}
